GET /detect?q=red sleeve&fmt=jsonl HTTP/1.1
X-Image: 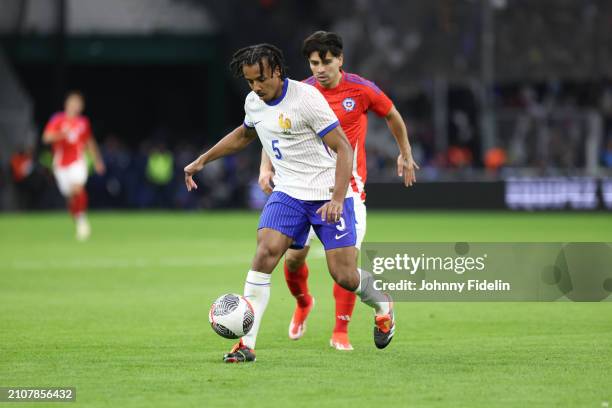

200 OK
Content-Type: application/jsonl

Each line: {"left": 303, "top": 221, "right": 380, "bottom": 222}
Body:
{"left": 43, "top": 113, "right": 62, "bottom": 134}
{"left": 364, "top": 84, "right": 393, "bottom": 117}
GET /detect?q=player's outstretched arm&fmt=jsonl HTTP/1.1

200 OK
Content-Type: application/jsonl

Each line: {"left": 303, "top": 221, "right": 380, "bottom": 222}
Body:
{"left": 258, "top": 150, "right": 275, "bottom": 194}
{"left": 184, "top": 125, "right": 257, "bottom": 191}
{"left": 385, "top": 106, "right": 419, "bottom": 187}
{"left": 42, "top": 130, "right": 65, "bottom": 144}
{"left": 316, "top": 127, "right": 353, "bottom": 223}
{"left": 87, "top": 136, "right": 106, "bottom": 175}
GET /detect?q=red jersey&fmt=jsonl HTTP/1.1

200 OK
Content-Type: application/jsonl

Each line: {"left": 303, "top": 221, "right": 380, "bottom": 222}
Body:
{"left": 303, "top": 72, "right": 393, "bottom": 201}
{"left": 44, "top": 112, "right": 92, "bottom": 168}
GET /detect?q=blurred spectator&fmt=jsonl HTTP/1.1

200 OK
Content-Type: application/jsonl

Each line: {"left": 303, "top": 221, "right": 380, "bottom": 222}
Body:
{"left": 447, "top": 146, "right": 473, "bottom": 168}
{"left": 146, "top": 142, "right": 175, "bottom": 208}
{"left": 603, "top": 139, "right": 612, "bottom": 168}
{"left": 93, "top": 134, "right": 131, "bottom": 207}
{"left": 484, "top": 147, "right": 507, "bottom": 173}
{"left": 10, "top": 146, "right": 34, "bottom": 184}
{"left": 10, "top": 145, "right": 37, "bottom": 209}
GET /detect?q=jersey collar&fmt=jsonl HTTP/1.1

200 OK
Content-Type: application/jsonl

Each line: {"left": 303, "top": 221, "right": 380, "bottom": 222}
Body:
{"left": 265, "top": 78, "right": 289, "bottom": 106}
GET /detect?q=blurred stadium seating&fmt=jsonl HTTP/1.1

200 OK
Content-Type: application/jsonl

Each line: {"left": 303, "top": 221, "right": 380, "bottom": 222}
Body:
{"left": 0, "top": 0, "right": 611, "bottom": 210}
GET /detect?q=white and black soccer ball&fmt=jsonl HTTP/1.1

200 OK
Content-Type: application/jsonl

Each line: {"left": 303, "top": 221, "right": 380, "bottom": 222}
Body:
{"left": 208, "top": 294, "right": 254, "bottom": 339}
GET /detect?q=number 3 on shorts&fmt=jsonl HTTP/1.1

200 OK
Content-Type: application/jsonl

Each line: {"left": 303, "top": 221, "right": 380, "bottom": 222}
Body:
{"left": 272, "top": 139, "right": 282, "bottom": 160}
{"left": 336, "top": 217, "right": 346, "bottom": 231}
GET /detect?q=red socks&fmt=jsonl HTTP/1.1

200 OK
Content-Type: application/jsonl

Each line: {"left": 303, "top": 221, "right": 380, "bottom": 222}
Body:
{"left": 284, "top": 260, "right": 357, "bottom": 333}
{"left": 69, "top": 190, "right": 88, "bottom": 218}
{"left": 333, "top": 282, "right": 356, "bottom": 333}
{"left": 284, "top": 261, "right": 312, "bottom": 308}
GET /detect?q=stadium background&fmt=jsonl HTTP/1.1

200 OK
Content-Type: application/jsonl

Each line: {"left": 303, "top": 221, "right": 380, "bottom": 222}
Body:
{"left": 2, "top": 0, "right": 611, "bottom": 211}
{"left": 1, "top": 1, "right": 611, "bottom": 408}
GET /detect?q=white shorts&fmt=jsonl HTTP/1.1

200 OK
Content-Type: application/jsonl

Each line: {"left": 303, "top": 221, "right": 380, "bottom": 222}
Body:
{"left": 53, "top": 160, "right": 88, "bottom": 197}
{"left": 304, "top": 198, "right": 367, "bottom": 250}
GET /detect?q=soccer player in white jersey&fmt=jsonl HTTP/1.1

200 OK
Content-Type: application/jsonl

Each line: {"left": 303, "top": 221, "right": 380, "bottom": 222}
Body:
{"left": 184, "top": 44, "right": 395, "bottom": 363}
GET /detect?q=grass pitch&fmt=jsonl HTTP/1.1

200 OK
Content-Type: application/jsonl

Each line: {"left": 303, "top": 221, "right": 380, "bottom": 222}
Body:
{"left": 0, "top": 211, "right": 611, "bottom": 407}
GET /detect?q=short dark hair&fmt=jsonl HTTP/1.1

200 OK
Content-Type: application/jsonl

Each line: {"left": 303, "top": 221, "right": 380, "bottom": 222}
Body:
{"left": 302, "top": 31, "right": 343, "bottom": 60}
{"left": 65, "top": 90, "right": 84, "bottom": 101}
{"left": 229, "top": 43, "right": 287, "bottom": 79}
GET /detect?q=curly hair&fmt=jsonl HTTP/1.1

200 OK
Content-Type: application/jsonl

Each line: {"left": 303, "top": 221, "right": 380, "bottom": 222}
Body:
{"left": 229, "top": 43, "right": 287, "bottom": 79}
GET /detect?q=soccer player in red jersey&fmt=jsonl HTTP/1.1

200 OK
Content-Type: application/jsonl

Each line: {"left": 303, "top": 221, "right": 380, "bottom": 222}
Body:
{"left": 42, "top": 91, "right": 105, "bottom": 240}
{"left": 259, "top": 31, "right": 419, "bottom": 350}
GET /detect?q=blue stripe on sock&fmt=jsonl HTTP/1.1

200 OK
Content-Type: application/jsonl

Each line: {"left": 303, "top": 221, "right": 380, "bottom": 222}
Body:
{"left": 246, "top": 281, "right": 271, "bottom": 286}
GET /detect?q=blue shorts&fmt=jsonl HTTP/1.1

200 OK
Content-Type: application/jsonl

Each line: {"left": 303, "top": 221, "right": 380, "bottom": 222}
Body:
{"left": 258, "top": 191, "right": 356, "bottom": 250}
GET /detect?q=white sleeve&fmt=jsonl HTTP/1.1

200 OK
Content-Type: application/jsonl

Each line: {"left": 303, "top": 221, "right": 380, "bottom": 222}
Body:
{"left": 301, "top": 88, "right": 339, "bottom": 138}
{"left": 243, "top": 99, "right": 255, "bottom": 129}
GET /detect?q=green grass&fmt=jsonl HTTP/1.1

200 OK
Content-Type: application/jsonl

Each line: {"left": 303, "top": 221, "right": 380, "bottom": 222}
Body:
{"left": 0, "top": 211, "right": 611, "bottom": 408}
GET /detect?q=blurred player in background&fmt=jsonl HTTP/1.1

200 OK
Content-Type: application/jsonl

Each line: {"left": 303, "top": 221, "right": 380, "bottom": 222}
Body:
{"left": 184, "top": 43, "right": 395, "bottom": 363}
{"left": 259, "top": 31, "right": 418, "bottom": 350}
{"left": 42, "top": 91, "right": 105, "bottom": 241}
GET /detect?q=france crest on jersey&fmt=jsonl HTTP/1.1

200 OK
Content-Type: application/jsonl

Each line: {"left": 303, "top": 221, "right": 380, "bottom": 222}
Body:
{"left": 243, "top": 78, "right": 341, "bottom": 201}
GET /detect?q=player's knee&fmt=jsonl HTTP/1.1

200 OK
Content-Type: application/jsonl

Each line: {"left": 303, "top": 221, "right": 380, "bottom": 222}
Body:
{"left": 329, "top": 262, "right": 359, "bottom": 291}
{"left": 285, "top": 251, "right": 306, "bottom": 272}
{"left": 333, "top": 271, "right": 358, "bottom": 292}
{"left": 256, "top": 242, "right": 284, "bottom": 262}
{"left": 70, "top": 185, "right": 84, "bottom": 196}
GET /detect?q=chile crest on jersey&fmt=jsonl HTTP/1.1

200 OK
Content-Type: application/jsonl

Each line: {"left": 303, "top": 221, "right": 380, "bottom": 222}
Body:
{"left": 342, "top": 97, "right": 356, "bottom": 112}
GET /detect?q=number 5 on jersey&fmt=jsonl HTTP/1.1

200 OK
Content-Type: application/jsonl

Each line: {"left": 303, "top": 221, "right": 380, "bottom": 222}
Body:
{"left": 272, "top": 139, "right": 282, "bottom": 160}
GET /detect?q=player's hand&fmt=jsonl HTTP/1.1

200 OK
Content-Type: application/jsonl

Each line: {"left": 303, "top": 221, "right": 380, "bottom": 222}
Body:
{"left": 316, "top": 199, "right": 343, "bottom": 224}
{"left": 397, "top": 154, "right": 419, "bottom": 187}
{"left": 94, "top": 160, "right": 106, "bottom": 175}
{"left": 55, "top": 131, "right": 68, "bottom": 142}
{"left": 258, "top": 170, "right": 275, "bottom": 195}
{"left": 184, "top": 160, "right": 202, "bottom": 192}
{"left": 184, "top": 173, "right": 198, "bottom": 192}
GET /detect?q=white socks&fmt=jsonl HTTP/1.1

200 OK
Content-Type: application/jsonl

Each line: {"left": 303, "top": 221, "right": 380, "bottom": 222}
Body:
{"left": 75, "top": 213, "right": 91, "bottom": 241}
{"left": 241, "top": 268, "right": 388, "bottom": 350}
{"left": 354, "top": 269, "right": 390, "bottom": 316}
{"left": 242, "top": 270, "right": 271, "bottom": 350}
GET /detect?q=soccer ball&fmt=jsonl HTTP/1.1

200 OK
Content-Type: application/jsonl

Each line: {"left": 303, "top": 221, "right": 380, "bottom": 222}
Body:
{"left": 208, "top": 294, "right": 254, "bottom": 339}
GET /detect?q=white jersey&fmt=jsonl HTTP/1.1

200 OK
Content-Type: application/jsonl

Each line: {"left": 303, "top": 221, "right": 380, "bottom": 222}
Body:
{"left": 244, "top": 78, "right": 345, "bottom": 201}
